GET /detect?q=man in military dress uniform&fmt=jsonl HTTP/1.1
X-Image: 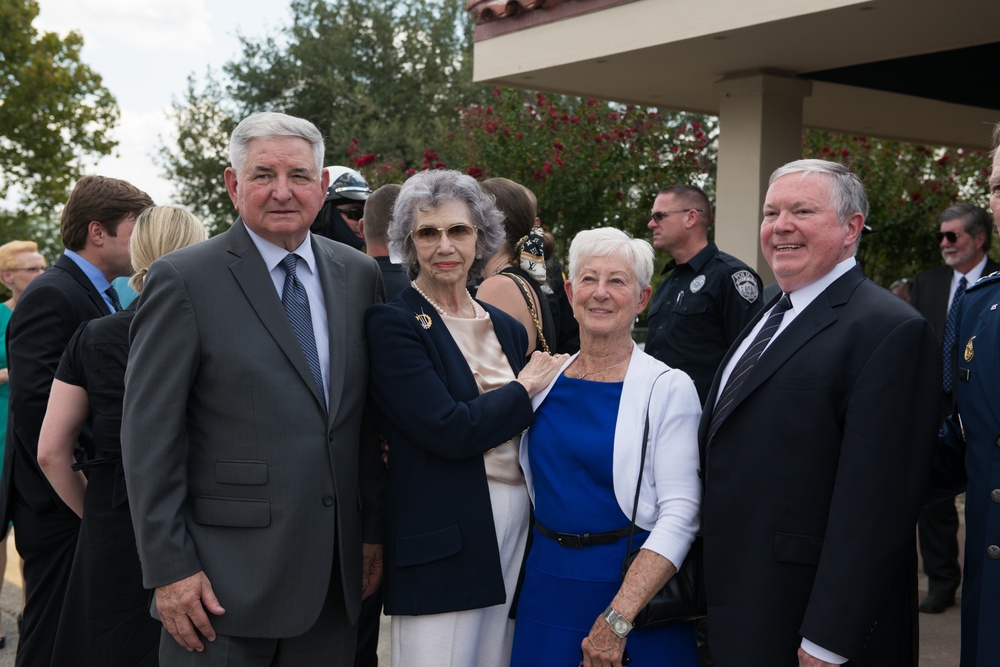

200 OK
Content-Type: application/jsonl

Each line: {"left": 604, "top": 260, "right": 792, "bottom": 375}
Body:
{"left": 943, "top": 122, "right": 1000, "bottom": 667}
{"left": 645, "top": 184, "right": 764, "bottom": 402}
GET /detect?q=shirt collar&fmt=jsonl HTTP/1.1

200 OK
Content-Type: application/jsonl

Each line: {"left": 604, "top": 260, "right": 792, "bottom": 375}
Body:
{"left": 244, "top": 226, "right": 317, "bottom": 277}
{"left": 660, "top": 242, "right": 717, "bottom": 275}
{"left": 63, "top": 249, "right": 112, "bottom": 292}
{"left": 954, "top": 254, "right": 988, "bottom": 284}
{"left": 785, "top": 256, "right": 857, "bottom": 312}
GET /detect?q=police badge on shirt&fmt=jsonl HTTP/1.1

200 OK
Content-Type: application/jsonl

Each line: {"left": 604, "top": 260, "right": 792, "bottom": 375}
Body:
{"left": 731, "top": 270, "right": 759, "bottom": 303}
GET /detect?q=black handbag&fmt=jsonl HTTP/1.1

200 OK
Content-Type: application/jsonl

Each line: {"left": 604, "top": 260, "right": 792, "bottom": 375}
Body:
{"left": 621, "top": 371, "right": 707, "bottom": 627}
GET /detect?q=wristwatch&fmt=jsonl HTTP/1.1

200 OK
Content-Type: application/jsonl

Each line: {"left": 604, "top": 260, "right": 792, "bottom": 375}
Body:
{"left": 602, "top": 605, "right": 633, "bottom": 638}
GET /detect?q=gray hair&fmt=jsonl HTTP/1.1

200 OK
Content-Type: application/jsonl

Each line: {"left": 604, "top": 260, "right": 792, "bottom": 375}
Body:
{"left": 769, "top": 159, "right": 869, "bottom": 223}
{"left": 568, "top": 227, "right": 655, "bottom": 291}
{"left": 390, "top": 170, "right": 505, "bottom": 281}
{"left": 229, "top": 112, "right": 325, "bottom": 175}
{"left": 940, "top": 202, "right": 993, "bottom": 253}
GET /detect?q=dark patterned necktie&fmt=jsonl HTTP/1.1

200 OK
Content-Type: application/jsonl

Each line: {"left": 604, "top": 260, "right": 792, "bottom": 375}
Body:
{"left": 942, "top": 276, "right": 967, "bottom": 393}
{"left": 105, "top": 285, "right": 122, "bottom": 312}
{"left": 280, "top": 254, "right": 325, "bottom": 402}
{"left": 707, "top": 293, "right": 792, "bottom": 443}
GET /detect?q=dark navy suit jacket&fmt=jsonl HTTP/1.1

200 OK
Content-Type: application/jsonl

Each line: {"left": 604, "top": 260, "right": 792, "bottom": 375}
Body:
{"left": 366, "top": 287, "right": 532, "bottom": 615}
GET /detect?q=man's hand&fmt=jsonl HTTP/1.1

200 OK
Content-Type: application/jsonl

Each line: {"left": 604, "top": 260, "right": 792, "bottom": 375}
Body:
{"left": 156, "top": 571, "right": 226, "bottom": 652}
{"left": 797, "top": 647, "right": 839, "bottom": 667}
{"left": 361, "top": 543, "right": 384, "bottom": 600}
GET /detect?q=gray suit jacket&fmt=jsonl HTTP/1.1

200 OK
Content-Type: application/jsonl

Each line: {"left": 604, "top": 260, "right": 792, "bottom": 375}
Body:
{"left": 121, "top": 220, "right": 384, "bottom": 638}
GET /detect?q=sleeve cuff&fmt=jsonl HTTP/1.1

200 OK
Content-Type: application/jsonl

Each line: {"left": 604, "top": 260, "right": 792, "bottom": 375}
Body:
{"left": 800, "top": 638, "right": 848, "bottom": 664}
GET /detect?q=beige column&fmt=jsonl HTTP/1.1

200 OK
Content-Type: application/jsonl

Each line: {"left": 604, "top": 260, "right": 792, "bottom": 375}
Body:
{"left": 714, "top": 71, "right": 813, "bottom": 284}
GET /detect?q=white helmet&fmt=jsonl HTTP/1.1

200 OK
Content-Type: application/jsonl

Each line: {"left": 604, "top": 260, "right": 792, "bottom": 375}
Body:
{"left": 325, "top": 166, "right": 372, "bottom": 204}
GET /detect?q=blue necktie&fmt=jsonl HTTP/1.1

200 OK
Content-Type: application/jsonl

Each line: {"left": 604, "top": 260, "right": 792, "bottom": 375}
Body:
{"left": 708, "top": 293, "right": 792, "bottom": 443}
{"left": 105, "top": 285, "right": 122, "bottom": 312}
{"left": 942, "top": 276, "right": 967, "bottom": 394}
{"left": 280, "top": 254, "right": 325, "bottom": 403}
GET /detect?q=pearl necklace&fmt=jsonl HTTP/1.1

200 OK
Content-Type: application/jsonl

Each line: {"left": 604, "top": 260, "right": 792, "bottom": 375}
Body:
{"left": 411, "top": 281, "right": 482, "bottom": 319}
{"left": 573, "top": 356, "right": 630, "bottom": 380}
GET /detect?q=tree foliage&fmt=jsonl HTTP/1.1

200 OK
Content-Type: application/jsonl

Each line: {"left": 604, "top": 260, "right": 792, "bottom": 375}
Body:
{"left": 158, "top": 74, "right": 239, "bottom": 237}
{"left": 1, "top": 0, "right": 117, "bottom": 239}
{"left": 158, "top": 0, "right": 484, "bottom": 231}
{"left": 160, "top": 0, "right": 992, "bottom": 282}
{"left": 352, "top": 87, "right": 717, "bottom": 260}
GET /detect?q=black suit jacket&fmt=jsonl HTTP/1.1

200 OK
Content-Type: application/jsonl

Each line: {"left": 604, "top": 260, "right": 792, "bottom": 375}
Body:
{"left": 365, "top": 287, "right": 533, "bottom": 615}
{"left": 2, "top": 254, "right": 111, "bottom": 522}
{"left": 699, "top": 265, "right": 942, "bottom": 666}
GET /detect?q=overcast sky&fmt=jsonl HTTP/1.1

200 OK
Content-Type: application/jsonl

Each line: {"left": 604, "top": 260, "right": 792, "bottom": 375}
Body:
{"left": 33, "top": 0, "right": 294, "bottom": 206}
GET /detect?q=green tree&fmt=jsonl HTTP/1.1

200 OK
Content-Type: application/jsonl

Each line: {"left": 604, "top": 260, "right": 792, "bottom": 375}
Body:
{"left": 159, "top": 0, "right": 484, "bottom": 231}
{"left": 159, "top": 74, "right": 239, "bottom": 236}
{"left": 1, "top": 0, "right": 117, "bottom": 241}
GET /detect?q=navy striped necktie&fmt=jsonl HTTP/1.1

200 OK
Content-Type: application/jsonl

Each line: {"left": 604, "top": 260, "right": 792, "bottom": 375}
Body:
{"left": 942, "top": 276, "right": 967, "bottom": 394}
{"left": 280, "top": 254, "right": 325, "bottom": 403}
{"left": 708, "top": 293, "right": 792, "bottom": 443}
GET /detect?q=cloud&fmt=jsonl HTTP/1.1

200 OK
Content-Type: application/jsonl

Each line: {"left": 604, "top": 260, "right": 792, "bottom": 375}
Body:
{"left": 35, "top": 0, "right": 212, "bottom": 52}
{"left": 83, "top": 107, "right": 179, "bottom": 205}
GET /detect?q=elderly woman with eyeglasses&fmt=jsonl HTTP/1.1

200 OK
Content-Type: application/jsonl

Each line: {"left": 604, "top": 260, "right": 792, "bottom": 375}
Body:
{"left": 365, "top": 170, "right": 565, "bottom": 667}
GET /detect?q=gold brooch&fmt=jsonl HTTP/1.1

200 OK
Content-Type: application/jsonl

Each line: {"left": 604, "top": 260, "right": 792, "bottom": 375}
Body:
{"left": 964, "top": 335, "right": 976, "bottom": 362}
{"left": 415, "top": 309, "right": 432, "bottom": 330}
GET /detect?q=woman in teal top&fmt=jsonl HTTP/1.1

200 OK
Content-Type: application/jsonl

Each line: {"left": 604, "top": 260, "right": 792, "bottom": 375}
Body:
{"left": 0, "top": 239, "right": 48, "bottom": 647}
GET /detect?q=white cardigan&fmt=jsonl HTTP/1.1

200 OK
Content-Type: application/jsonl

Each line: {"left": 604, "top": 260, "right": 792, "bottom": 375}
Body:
{"left": 521, "top": 342, "right": 702, "bottom": 568}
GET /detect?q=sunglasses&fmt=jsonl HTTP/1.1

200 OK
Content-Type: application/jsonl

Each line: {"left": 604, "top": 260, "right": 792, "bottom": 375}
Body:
{"left": 411, "top": 223, "right": 478, "bottom": 246}
{"left": 337, "top": 207, "right": 364, "bottom": 220}
{"left": 935, "top": 231, "right": 960, "bottom": 243}
{"left": 650, "top": 208, "right": 702, "bottom": 223}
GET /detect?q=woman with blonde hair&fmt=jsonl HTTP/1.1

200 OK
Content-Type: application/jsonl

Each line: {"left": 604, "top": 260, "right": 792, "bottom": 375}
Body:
{"left": 38, "top": 206, "right": 207, "bottom": 666}
{"left": 0, "top": 240, "right": 48, "bottom": 647}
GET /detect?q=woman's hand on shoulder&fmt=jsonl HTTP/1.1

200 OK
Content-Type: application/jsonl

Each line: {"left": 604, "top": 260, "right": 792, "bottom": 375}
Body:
{"left": 515, "top": 351, "right": 568, "bottom": 397}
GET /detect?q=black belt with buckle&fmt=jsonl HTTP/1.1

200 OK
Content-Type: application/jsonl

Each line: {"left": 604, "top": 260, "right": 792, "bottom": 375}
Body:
{"left": 534, "top": 520, "right": 635, "bottom": 548}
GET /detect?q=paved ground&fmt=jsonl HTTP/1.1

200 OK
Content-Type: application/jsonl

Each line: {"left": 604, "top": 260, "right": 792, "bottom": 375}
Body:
{"left": 0, "top": 528, "right": 962, "bottom": 666}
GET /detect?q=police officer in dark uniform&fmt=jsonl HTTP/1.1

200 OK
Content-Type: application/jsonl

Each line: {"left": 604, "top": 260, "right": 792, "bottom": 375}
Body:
{"left": 645, "top": 184, "right": 764, "bottom": 403}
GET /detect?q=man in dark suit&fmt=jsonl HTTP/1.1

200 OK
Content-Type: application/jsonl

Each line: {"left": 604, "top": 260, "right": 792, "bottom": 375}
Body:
{"left": 908, "top": 203, "right": 997, "bottom": 614}
{"left": 2, "top": 175, "right": 153, "bottom": 666}
{"left": 700, "top": 159, "right": 941, "bottom": 666}
{"left": 121, "top": 112, "right": 385, "bottom": 666}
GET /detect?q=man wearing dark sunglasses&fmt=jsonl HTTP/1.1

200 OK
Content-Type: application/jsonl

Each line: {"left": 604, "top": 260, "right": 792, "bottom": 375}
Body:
{"left": 908, "top": 202, "right": 998, "bottom": 616}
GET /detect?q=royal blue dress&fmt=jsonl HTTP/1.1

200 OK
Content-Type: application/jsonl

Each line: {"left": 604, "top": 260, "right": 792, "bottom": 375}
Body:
{"left": 510, "top": 375, "right": 698, "bottom": 666}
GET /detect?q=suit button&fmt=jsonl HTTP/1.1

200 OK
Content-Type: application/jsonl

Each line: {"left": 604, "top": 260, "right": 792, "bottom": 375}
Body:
{"left": 993, "top": 489, "right": 1000, "bottom": 504}
{"left": 989, "top": 545, "right": 1000, "bottom": 560}
{"left": 323, "top": 496, "right": 334, "bottom": 507}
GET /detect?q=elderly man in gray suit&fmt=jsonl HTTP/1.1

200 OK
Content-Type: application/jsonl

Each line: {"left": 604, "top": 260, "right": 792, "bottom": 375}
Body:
{"left": 121, "top": 112, "right": 385, "bottom": 666}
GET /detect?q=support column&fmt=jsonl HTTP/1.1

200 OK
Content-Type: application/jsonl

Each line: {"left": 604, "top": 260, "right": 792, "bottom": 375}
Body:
{"left": 714, "top": 71, "right": 812, "bottom": 285}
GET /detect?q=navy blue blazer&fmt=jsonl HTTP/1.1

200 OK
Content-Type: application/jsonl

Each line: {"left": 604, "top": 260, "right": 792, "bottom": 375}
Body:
{"left": 366, "top": 287, "right": 533, "bottom": 615}
{"left": 951, "top": 271, "right": 1000, "bottom": 666}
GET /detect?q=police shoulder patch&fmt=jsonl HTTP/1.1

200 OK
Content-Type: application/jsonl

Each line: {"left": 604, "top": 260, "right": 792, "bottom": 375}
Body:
{"left": 731, "top": 270, "right": 759, "bottom": 303}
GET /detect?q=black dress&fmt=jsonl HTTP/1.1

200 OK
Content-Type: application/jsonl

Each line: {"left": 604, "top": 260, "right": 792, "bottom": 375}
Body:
{"left": 50, "top": 304, "right": 159, "bottom": 667}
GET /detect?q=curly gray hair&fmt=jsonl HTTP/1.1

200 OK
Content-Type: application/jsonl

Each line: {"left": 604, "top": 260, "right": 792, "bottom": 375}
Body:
{"left": 390, "top": 170, "right": 505, "bottom": 281}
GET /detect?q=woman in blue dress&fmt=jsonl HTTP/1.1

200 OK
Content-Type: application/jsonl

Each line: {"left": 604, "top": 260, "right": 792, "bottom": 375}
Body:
{"left": 511, "top": 227, "right": 702, "bottom": 667}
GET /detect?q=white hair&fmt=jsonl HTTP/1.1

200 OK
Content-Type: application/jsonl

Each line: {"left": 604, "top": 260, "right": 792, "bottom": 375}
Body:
{"left": 568, "top": 227, "right": 654, "bottom": 290}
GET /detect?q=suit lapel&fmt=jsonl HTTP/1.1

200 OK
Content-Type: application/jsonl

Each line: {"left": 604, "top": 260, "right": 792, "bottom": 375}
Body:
{"left": 314, "top": 239, "right": 346, "bottom": 423}
{"left": 226, "top": 220, "right": 325, "bottom": 408}
{"left": 709, "top": 265, "right": 866, "bottom": 431}
{"left": 56, "top": 254, "right": 113, "bottom": 315}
